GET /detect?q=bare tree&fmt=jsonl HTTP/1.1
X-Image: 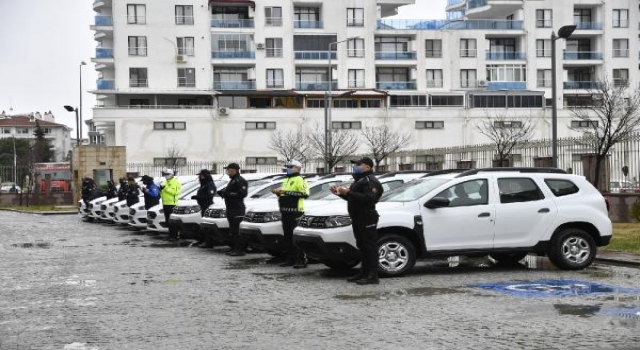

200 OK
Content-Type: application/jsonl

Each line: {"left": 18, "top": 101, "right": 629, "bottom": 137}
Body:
{"left": 570, "top": 78, "right": 640, "bottom": 190}
{"left": 477, "top": 115, "right": 536, "bottom": 167}
{"left": 361, "top": 123, "right": 412, "bottom": 171}
{"left": 307, "top": 126, "right": 360, "bottom": 172}
{"left": 268, "top": 129, "right": 312, "bottom": 165}
{"left": 165, "top": 143, "right": 184, "bottom": 170}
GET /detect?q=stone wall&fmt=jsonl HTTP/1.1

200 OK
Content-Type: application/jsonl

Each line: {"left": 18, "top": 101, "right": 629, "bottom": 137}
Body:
{"left": 71, "top": 146, "right": 127, "bottom": 200}
{"left": 604, "top": 194, "right": 640, "bottom": 223}
{"left": 0, "top": 193, "right": 74, "bottom": 206}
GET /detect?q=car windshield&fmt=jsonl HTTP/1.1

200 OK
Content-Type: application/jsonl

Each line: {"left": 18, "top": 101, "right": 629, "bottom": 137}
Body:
{"left": 380, "top": 178, "right": 451, "bottom": 202}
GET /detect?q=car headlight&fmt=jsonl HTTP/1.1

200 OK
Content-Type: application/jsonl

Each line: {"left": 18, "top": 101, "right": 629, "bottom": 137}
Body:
{"left": 324, "top": 216, "right": 352, "bottom": 228}
{"left": 185, "top": 206, "right": 201, "bottom": 214}
{"left": 207, "top": 209, "right": 226, "bottom": 218}
{"left": 114, "top": 207, "right": 119, "bottom": 213}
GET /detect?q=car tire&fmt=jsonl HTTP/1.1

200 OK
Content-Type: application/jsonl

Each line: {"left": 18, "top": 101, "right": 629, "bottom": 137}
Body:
{"left": 547, "top": 228, "right": 597, "bottom": 270}
{"left": 322, "top": 259, "right": 359, "bottom": 270}
{"left": 266, "top": 249, "right": 284, "bottom": 257}
{"left": 377, "top": 234, "right": 416, "bottom": 277}
{"left": 490, "top": 252, "right": 528, "bottom": 264}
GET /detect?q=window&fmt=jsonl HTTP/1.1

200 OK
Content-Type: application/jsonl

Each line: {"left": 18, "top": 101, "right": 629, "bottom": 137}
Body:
{"left": 425, "top": 40, "right": 442, "bottom": 58}
{"left": 246, "top": 122, "right": 276, "bottom": 130}
{"left": 266, "top": 69, "right": 284, "bottom": 88}
{"left": 435, "top": 180, "right": 489, "bottom": 207}
{"left": 177, "top": 68, "right": 196, "bottom": 87}
{"left": 390, "top": 95, "right": 426, "bottom": 107}
{"left": 416, "top": 121, "right": 444, "bottom": 129}
{"left": 545, "top": 179, "right": 580, "bottom": 197}
{"left": 16, "top": 128, "right": 29, "bottom": 134}
{"left": 486, "top": 64, "right": 527, "bottom": 82}
{"left": 375, "top": 36, "right": 411, "bottom": 55}
{"left": 154, "top": 158, "right": 187, "bottom": 166}
{"left": 214, "top": 67, "right": 250, "bottom": 89}
{"left": 376, "top": 67, "right": 411, "bottom": 84}
{"left": 613, "top": 69, "right": 629, "bottom": 87}
{"left": 460, "top": 69, "right": 477, "bottom": 88}
{"left": 333, "top": 100, "right": 359, "bottom": 108}
{"left": 175, "top": 5, "right": 194, "bottom": 25}
{"left": 574, "top": 8, "right": 592, "bottom": 24}
{"left": 41, "top": 128, "right": 51, "bottom": 134}
{"left": 265, "top": 7, "right": 283, "bottom": 26}
{"left": 347, "top": 38, "right": 365, "bottom": 57}
{"left": 426, "top": 69, "right": 443, "bottom": 88}
{"left": 571, "top": 120, "right": 598, "bottom": 128}
{"left": 536, "top": 9, "right": 552, "bottom": 28}
{"left": 494, "top": 120, "right": 523, "bottom": 128}
{"left": 246, "top": 157, "right": 277, "bottom": 165}
{"left": 612, "top": 39, "right": 629, "bottom": 57}
{"left": 128, "top": 36, "right": 147, "bottom": 56}
{"left": 153, "top": 122, "right": 186, "bottom": 130}
{"left": 431, "top": 95, "right": 464, "bottom": 107}
{"left": 537, "top": 69, "right": 552, "bottom": 88}
{"left": 348, "top": 69, "right": 365, "bottom": 88}
{"left": 212, "top": 34, "right": 253, "bottom": 55}
{"left": 296, "top": 68, "right": 330, "bottom": 87}
{"left": 265, "top": 38, "right": 283, "bottom": 58}
{"left": 612, "top": 9, "right": 629, "bottom": 28}
{"left": 129, "top": 68, "right": 148, "bottom": 87}
{"left": 361, "top": 99, "right": 382, "bottom": 108}
{"left": 536, "top": 39, "right": 551, "bottom": 57}
{"left": 498, "top": 178, "right": 545, "bottom": 204}
{"left": 294, "top": 7, "right": 321, "bottom": 28}
{"left": 218, "top": 96, "right": 248, "bottom": 108}
{"left": 127, "top": 4, "right": 146, "bottom": 24}
{"left": 332, "top": 121, "right": 361, "bottom": 129}
{"left": 177, "top": 37, "right": 195, "bottom": 56}
{"left": 307, "top": 99, "right": 325, "bottom": 108}
{"left": 1, "top": 128, "right": 11, "bottom": 134}
{"left": 347, "top": 8, "right": 364, "bottom": 27}
{"left": 460, "top": 39, "right": 477, "bottom": 57}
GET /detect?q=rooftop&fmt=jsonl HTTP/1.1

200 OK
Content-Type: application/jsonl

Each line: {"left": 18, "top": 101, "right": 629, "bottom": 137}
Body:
{"left": 0, "top": 116, "right": 69, "bottom": 129}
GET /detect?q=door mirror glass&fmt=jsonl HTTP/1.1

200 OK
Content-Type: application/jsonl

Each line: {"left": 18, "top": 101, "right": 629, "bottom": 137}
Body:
{"left": 424, "top": 197, "right": 450, "bottom": 209}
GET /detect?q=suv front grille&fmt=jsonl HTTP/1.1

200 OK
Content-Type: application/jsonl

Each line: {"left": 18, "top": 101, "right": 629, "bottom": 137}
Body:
{"left": 172, "top": 207, "right": 186, "bottom": 215}
{"left": 244, "top": 212, "right": 265, "bottom": 223}
{"left": 205, "top": 209, "right": 225, "bottom": 218}
{"left": 299, "top": 215, "right": 329, "bottom": 229}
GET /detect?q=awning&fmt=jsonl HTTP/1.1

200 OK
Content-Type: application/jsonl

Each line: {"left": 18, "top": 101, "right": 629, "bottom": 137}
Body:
{"left": 218, "top": 90, "right": 300, "bottom": 97}
{"left": 301, "top": 89, "right": 389, "bottom": 98}
{"left": 209, "top": 0, "right": 255, "bottom": 6}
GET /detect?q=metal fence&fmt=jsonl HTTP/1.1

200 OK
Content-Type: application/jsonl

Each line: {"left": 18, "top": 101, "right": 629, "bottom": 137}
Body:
{"left": 0, "top": 164, "right": 73, "bottom": 193}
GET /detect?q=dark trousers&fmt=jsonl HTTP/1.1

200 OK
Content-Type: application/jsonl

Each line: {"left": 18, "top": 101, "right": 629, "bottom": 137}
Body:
{"left": 163, "top": 205, "right": 176, "bottom": 237}
{"left": 282, "top": 212, "right": 304, "bottom": 261}
{"left": 352, "top": 212, "right": 379, "bottom": 275}
{"left": 227, "top": 215, "right": 245, "bottom": 250}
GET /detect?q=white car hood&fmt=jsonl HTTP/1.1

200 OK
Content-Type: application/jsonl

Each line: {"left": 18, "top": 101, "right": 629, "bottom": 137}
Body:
{"left": 303, "top": 201, "right": 348, "bottom": 216}
{"left": 177, "top": 199, "right": 198, "bottom": 207}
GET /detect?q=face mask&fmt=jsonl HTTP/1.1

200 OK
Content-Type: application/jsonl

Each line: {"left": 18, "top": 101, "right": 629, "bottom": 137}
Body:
{"left": 286, "top": 168, "right": 295, "bottom": 175}
{"left": 164, "top": 175, "right": 172, "bottom": 180}
{"left": 352, "top": 167, "right": 363, "bottom": 174}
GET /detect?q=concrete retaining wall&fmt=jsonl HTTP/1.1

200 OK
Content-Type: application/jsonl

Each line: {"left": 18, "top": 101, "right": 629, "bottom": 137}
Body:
{"left": 604, "top": 194, "right": 640, "bottom": 223}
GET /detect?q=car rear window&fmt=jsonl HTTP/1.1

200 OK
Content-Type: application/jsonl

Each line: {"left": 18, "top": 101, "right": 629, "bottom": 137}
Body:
{"left": 544, "top": 179, "right": 580, "bottom": 197}
{"left": 497, "top": 178, "right": 545, "bottom": 204}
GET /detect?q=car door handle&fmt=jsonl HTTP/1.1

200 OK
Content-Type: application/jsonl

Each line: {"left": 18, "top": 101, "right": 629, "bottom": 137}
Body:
{"left": 478, "top": 212, "right": 491, "bottom": 218}
{"left": 538, "top": 208, "right": 550, "bottom": 213}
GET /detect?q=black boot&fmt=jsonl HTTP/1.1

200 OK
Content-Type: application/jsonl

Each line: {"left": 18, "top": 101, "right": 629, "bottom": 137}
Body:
{"left": 266, "top": 255, "right": 287, "bottom": 264}
{"left": 356, "top": 272, "right": 379, "bottom": 285}
{"left": 293, "top": 256, "right": 308, "bottom": 269}
{"left": 347, "top": 271, "right": 366, "bottom": 283}
{"left": 228, "top": 248, "right": 246, "bottom": 257}
{"left": 279, "top": 259, "right": 295, "bottom": 267}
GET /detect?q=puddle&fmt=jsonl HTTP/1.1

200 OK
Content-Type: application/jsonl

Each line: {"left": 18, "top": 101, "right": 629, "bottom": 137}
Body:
{"left": 11, "top": 241, "right": 52, "bottom": 249}
{"left": 144, "top": 241, "right": 193, "bottom": 248}
{"left": 554, "top": 304, "right": 601, "bottom": 318}
{"left": 335, "top": 287, "right": 467, "bottom": 301}
{"left": 251, "top": 272, "right": 310, "bottom": 282}
{"left": 65, "top": 279, "right": 97, "bottom": 287}
{"left": 223, "top": 258, "right": 267, "bottom": 270}
{"left": 472, "top": 280, "right": 640, "bottom": 298}
{"left": 599, "top": 306, "right": 640, "bottom": 324}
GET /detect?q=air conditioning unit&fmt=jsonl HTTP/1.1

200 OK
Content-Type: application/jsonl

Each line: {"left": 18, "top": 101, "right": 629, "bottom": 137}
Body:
{"left": 256, "top": 43, "right": 265, "bottom": 50}
{"left": 176, "top": 55, "right": 186, "bottom": 63}
{"left": 478, "top": 80, "right": 487, "bottom": 87}
{"left": 218, "top": 107, "right": 229, "bottom": 115}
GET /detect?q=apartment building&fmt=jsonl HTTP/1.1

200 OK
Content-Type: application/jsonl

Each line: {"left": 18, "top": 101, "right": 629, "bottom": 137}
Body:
{"left": 90, "top": 0, "right": 639, "bottom": 168}
{"left": 0, "top": 112, "right": 73, "bottom": 162}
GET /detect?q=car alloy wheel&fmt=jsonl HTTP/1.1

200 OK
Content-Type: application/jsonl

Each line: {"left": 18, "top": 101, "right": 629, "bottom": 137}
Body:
{"left": 376, "top": 234, "right": 416, "bottom": 277}
{"left": 561, "top": 237, "right": 591, "bottom": 264}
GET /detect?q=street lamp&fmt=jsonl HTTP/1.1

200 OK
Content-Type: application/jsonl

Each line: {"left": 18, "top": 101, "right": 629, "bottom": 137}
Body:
{"left": 324, "top": 37, "right": 360, "bottom": 173}
{"left": 12, "top": 132, "right": 17, "bottom": 186}
{"left": 79, "top": 61, "right": 87, "bottom": 141}
{"left": 64, "top": 105, "right": 81, "bottom": 146}
{"left": 551, "top": 25, "right": 577, "bottom": 168}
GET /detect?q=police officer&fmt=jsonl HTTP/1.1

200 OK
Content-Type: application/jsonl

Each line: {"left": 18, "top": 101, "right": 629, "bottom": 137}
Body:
{"left": 117, "top": 178, "right": 127, "bottom": 202}
{"left": 273, "top": 160, "right": 309, "bottom": 269}
{"left": 218, "top": 163, "right": 248, "bottom": 256}
{"left": 140, "top": 175, "right": 160, "bottom": 210}
{"left": 191, "top": 169, "right": 217, "bottom": 247}
{"left": 331, "top": 157, "right": 384, "bottom": 285}
{"left": 160, "top": 169, "right": 181, "bottom": 241}
{"left": 125, "top": 177, "right": 140, "bottom": 207}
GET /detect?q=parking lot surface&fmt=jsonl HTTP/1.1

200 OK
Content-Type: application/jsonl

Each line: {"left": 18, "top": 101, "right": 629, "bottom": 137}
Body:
{"left": 1, "top": 211, "right": 639, "bottom": 350}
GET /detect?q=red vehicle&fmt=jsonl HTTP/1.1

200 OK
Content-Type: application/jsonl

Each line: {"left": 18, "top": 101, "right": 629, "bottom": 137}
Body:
{"left": 39, "top": 180, "right": 70, "bottom": 193}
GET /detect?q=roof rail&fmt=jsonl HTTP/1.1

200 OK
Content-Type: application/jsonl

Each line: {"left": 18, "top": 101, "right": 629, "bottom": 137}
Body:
{"left": 455, "top": 167, "right": 567, "bottom": 178}
{"left": 422, "top": 169, "right": 471, "bottom": 177}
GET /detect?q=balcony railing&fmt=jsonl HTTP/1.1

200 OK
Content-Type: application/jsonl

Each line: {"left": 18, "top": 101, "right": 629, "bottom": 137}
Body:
{"left": 210, "top": 19, "right": 254, "bottom": 28}
{"left": 486, "top": 82, "right": 526, "bottom": 90}
{"left": 563, "top": 81, "right": 600, "bottom": 90}
{"left": 426, "top": 80, "right": 444, "bottom": 88}
{"left": 485, "top": 52, "right": 526, "bottom": 60}
{"left": 377, "top": 19, "right": 523, "bottom": 30}
{"left": 95, "top": 105, "right": 216, "bottom": 110}
{"left": 96, "top": 47, "right": 114, "bottom": 58}
{"left": 574, "top": 22, "right": 603, "bottom": 30}
{"left": 96, "top": 79, "right": 115, "bottom": 90}
{"left": 563, "top": 51, "right": 603, "bottom": 60}
{"left": 467, "top": 0, "right": 487, "bottom": 10}
{"left": 94, "top": 15, "right": 113, "bottom": 26}
{"left": 265, "top": 17, "right": 283, "bottom": 26}
{"left": 376, "top": 82, "right": 417, "bottom": 90}
{"left": 213, "top": 81, "right": 256, "bottom": 90}
{"left": 294, "top": 51, "right": 336, "bottom": 60}
{"left": 129, "top": 79, "right": 148, "bottom": 88}
{"left": 375, "top": 51, "right": 417, "bottom": 60}
{"left": 295, "top": 81, "right": 337, "bottom": 91}
{"left": 447, "top": 0, "right": 466, "bottom": 8}
{"left": 294, "top": 20, "right": 323, "bottom": 29}
{"left": 211, "top": 51, "right": 255, "bottom": 59}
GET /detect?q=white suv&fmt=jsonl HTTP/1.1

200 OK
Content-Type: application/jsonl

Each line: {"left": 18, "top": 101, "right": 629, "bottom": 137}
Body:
{"left": 293, "top": 169, "right": 612, "bottom": 276}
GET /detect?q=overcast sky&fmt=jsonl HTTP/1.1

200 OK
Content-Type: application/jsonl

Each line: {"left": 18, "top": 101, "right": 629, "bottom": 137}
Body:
{"left": 0, "top": 0, "right": 446, "bottom": 135}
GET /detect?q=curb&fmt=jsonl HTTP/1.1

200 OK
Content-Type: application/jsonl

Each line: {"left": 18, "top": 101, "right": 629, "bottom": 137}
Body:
{"left": 595, "top": 257, "right": 640, "bottom": 268}
{"left": 0, "top": 209, "right": 78, "bottom": 216}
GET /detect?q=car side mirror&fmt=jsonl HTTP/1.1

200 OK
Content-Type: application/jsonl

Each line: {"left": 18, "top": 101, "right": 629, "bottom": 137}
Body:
{"left": 424, "top": 197, "right": 450, "bottom": 209}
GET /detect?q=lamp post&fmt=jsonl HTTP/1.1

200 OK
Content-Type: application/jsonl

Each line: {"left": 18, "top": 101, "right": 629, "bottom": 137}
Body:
{"left": 551, "top": 25, "right": 577, "bottom": 168}
{"left": 79, "top": 61, "right": 87, "bottom": 142}
{"left": 324, "top": 37, "right": 360, "bottom": 173}
{"left": 12, "top": 132, "right": 17, "bottom": 185}
{"left": 64, "top": 105, "right": 80, "bottom": 146}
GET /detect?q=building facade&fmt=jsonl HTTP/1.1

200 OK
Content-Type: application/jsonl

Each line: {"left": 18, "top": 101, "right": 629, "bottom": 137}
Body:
{"left": 0, "top": 113, "right": 73, "bottom": 162}
{"left": 90, "top": 0, "right": 640, "bottom": 168}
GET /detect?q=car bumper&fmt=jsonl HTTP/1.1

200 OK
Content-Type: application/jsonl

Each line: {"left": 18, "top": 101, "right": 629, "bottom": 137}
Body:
{"left": 293, "top": 228, "right": 359, "bottom": 262}
{"left": 240, "top": 221, "right": 286, "bottom": 252}
{"left": 201, "top": 222, "right": 231, "bottom": 243}
{"left": 599, "top": 235, "right": 612, "bottom": 247}
{"left": 129, "top": 213, "right": 148, "bottom": 228}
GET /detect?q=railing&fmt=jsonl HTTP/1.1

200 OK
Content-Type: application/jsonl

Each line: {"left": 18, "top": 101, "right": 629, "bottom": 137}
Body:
{"left": 574, "top": 22, "right": 603, "bottom": 30}
{"left": 426, "top": 80, "right": 444, "bottom": 88}
{"left": 177, "top": 78, "right": 196, "bottom": 88}
{"left": 211, "top": 51, "right": 255, "bottom": 59}
{"left": 460, "top": 80, "right": 478, "bottom": 88}
{"left": 485, "top": 51, "right": 526, "bottom": 60}
{"left": 612, "top": 20, "right": 629, "bottom": 28}
{"left": 95, "top": 105, "right": 216, "bottom": 110}
{"left": 377, "top": 19, "right": 523, "bottom": 30}
{"left": 96, "top": 79, "right": 115, "bottom": 90}
{"left": 294, "top": 51, "right": 336, "bottom": 60}
{"left": 294, "top": 20, "right": 323, "bottom": 29}
{"left": 537, "top": 80, "right": 552, "bottom": 88}
{"left": 177, "top": 48, "right": 194, "bottom": 56}
{"left": 425, "top": 50, "right": 442, "bottom": 58}
{"left": 347, "top": 19, "right": 365, "bottom": 27}
{"left": 460, "top": 49, "right": 477, "bottom": 57}
{"left": 348, "top": 80, "right": 365, "bottom": 88}
{"left": 129, "top": 79, "right": 148, "bottom": 88}
{"left": 536, "top": 20, "right": 552, "bottom": 28}
{"left": 175, "top": 16, "right": 194, "bottom": 25}
{"left": 446, "top": 0, "right": 466, "bottom": 7}
{"left": 266, "top": 48, "right": 283, "bottom": 57}
{"left": 612, "top": 49, "right": 629, "bottom": 58}
{"left": 376, "top": 82, "right": 417, "bottom": 90}
{"left": 210, "top": 19, "right": 254, "bottom": 28}
{"left": 563, "top": 81, "right": 600, "bottom": 90}
{"left": 213, "top": 81, "right": 256, "bottom": 90}
{"left": 126, "top": 16, "right": 146, "bottom": 24}
{"left": 95, "top": 47, "right": 113, "bottom": 58}
{"left": 295, "top": 82, "right": 337, "bottom": 91}
{"left": 265, "top": 17, "right": 283, "bottom": 26}
{"left": 536, "top": 49, "right": 551, "bottom": 57}
{"left": 128, "top": 47, "right": 147, "bottom": 56}
{"left": 563, "top": 51, "right": 603, "bottom": 60}
{"left": 467, "top": 0, "right": 487, "bottom": 9}
{"left": 94, "top": 15, "right": 113, "bottom": 26}
{"left": 613, "top": 80, "right": 629, "bottom": 88}
{"left": 486, "top": 81, "right": 526, "bottom": 90}
{"left": 266, "top": 81, "right": 285, "bottom": 88}
{"left": 375, "top": 51, "right": 417, "bottom": 60}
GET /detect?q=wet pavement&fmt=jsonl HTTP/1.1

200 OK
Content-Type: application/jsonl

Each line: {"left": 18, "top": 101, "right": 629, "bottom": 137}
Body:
{"left": 1, "top": 212, "right": 639, "bottom": 350}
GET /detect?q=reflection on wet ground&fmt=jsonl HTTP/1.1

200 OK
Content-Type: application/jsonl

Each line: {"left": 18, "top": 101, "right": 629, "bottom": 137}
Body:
{"left": 335, "top": 287, "right": 467, "bottom": 300}
{"left": 10, "top": 241, "right": 53, "bottom": 249}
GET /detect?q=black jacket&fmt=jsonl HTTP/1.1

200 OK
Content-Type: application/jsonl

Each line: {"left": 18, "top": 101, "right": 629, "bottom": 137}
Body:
{"left": 106, "top": 182, "right": 118, "bottom": 200}
{"left": 117, "top": 181, "right": 127, "bottom": 201}
{"left": 126, "top": 185, "right": 140, "bottom": 207}
{"left": 341, "top": 171, "right": 384, "bottom": 218}
{"left": 218, "top": 175, "right": 248, "bottom": 217}
{"left": 193, "top": 180, "right": 217, "bottom": 211}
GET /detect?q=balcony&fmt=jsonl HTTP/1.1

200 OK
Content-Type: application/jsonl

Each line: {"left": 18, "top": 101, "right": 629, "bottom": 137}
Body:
{"left": 294, "top": 20, "right": 323, "bottom": 29}
{"left": 96, "top": 79, "right": 115, "bottom": 90}
{"left": 129, "top": 79, "right": 148, "bottom": 88}
{"left": 295, "top": 82, "right": 337, "bottom": 91}
{"left": 467, "top": 0, "right": 487, "bottom": 9}
{"left": 563, "top": 51, "right": 603, "bottom": 60}
{"left": 574, "top": 22, "right": 603, "bottom": 30}
{"left": 210, "top": 19, "right": 254, "bottom": 28}
{"left": 563, "top": 81, "right": 600, "bottom": 90}
{"left": 376, "top": 19, "right": 523, "bottom": 30}
{"left": 294, "top": 51, "right": 336, "bottom": 60}
{"left": 485, "top": 51, "right": 526, "bottom": 60}
{"left": 95, "top": 47, "right": 113, "bottom": 59}
{"left": 94, "top": 15, "right": 113, "bottom": 26}
{"left": 376, "top": 82, "right": 417, "bottom": 90}
{"left": 446, "top": 0, "right": 466, "bottom": 9}
{"left": 213, "top": 81, "right": 256, "bottom": 90}
{"left": 375, "top": 51, "right": 417, "bottom": 60}
{"left": 211, "top": 51, "right": 255, "bottom": 59}
{"left": 486, "top": 82, "right": 526, "bottom": 90}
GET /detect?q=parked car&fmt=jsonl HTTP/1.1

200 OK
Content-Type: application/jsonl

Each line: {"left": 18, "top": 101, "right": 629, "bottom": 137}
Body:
{"left": 610, "top": 180, "right": 640, "bottom": 194}
{"left": 293, "top": 168, "right": 612, "bottom": 276}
